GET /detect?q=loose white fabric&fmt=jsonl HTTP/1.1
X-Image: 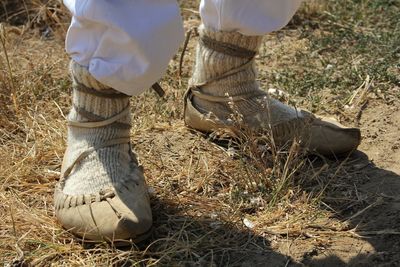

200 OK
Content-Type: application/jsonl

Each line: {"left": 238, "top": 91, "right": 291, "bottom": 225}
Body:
{"left": 64, "top": 0, "right": 185, "bottom": 96}
{"left": 64, "top": 0, "right": 302, "bottom": 95}
{"left": 200, "top": 0, "right": 303, "bottom": 36}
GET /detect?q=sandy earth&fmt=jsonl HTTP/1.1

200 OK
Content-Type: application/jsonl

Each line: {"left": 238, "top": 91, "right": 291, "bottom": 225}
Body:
{"left": 294, "top": 98, "right": 400, "bottom": 266}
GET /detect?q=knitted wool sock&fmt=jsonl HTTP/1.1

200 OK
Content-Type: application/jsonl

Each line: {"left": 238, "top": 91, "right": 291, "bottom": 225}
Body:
{"left": 62, "top": 61, "right": 135, "bottom": 195}
{"left": 190, "top": 25, "right": 305, "bottom": 127}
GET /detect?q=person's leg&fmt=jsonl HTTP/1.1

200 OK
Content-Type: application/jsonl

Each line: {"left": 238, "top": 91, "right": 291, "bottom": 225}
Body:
{"left": 185, "top": 0, "right": 361, "bottom": 155}
{"left": 64, "top": 0, "right": 184, "bottom": 95}
{"left": 56, "top": 0, "right": 184, "bottom": 243}
{"left": 200, "top": 0, "right": 302, "bottom": 35}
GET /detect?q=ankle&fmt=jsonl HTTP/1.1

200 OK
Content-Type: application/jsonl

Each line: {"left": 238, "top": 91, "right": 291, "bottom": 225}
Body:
{"left": 190, "top": 25, "right": 263, "bottom": 98}
{"left": 68, "top": 61, "right": 130, "bottom": 124}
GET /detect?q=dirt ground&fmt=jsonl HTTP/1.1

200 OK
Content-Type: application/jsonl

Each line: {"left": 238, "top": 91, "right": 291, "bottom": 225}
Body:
{"left": 133, "top": 99, "right": 400, "bottom": 267}
{"left": 1, "top": 0, "right": 399, "bottom": 266}
{"left": 286, "top": 98, "right": 400, "bottom": 266}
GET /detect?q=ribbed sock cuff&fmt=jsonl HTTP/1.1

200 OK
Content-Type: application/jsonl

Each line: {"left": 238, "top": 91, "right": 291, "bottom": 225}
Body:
{"left": 68, "top": 61, "right": 130, "bottom": 123}
{"left": 70, "top": 61, "right": 110, "bottom": 90}
{"left": 199, "top": 24, "right": 263, "bottom": 52}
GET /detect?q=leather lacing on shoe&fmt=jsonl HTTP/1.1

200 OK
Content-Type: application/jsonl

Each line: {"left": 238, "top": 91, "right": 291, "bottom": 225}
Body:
{"left": 55, "top": 85, "right": 135, "bottom": 210}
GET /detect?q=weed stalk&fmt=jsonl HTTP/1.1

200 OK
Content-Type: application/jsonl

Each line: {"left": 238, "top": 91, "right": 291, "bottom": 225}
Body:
{"left": 0, "top": 23, "right": 18, "bottom": 111}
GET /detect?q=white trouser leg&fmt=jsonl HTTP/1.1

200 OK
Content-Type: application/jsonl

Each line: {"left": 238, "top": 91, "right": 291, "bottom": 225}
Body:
{"left": 64, "top": 1, "right": 302, "bottom": 95}
{"left": 200, "top": 0, "right": 303, "bottom": 36}
{"left": 64, "top": 0, "right": 184, "bottom": 96}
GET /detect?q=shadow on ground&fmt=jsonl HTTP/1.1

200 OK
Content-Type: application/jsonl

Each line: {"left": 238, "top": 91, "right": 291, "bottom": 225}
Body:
{"left": 131, "top": 144, "right": 400, "bottom": 266}
{"left": 146, "top": 197, "right": 295, "bottom": 266}
{"left": 301, "top": 151, "right": 400, "bottom": 266}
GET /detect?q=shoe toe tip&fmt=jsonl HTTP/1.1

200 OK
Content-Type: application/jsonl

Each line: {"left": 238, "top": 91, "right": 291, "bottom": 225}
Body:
{"left": 55, "top": 191, "right": 152, "bottom": 244}
{"left": 115, "top": 215, "right": 153, "bottom": 241}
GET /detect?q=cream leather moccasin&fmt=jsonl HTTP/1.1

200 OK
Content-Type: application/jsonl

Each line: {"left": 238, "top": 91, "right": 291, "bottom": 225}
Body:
{"left": 185, "top": 25, "right": 361, "bottom": 156}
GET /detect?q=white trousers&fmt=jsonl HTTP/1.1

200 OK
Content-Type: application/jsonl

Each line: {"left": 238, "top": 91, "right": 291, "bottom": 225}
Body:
{"left": 64, "top": 0, "right": 302, "bottom": 96}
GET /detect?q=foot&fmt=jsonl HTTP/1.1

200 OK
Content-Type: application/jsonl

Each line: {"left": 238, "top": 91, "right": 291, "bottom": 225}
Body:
{"left": 54, "top": 61, "right": 152, "bottom": 244}
{"left": 184, "top": 25, "right": 361, "bottom": 156}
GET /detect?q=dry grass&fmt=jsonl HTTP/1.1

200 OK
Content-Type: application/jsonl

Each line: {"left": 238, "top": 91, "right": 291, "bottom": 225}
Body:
{"left": 1, "top": 0, "right": 399, "bottom": 266}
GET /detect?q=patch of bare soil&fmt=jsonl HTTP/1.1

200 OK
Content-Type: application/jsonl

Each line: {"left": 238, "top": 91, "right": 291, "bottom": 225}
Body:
{"left": 360, "top": 98, "right": 400, "bottom": 174}
{"left": 284, "top": 98, "right": 400, "bottom": 266}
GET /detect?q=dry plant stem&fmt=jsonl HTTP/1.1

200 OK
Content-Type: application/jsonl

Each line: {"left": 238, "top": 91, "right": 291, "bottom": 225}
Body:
{"left": 269, "top": 142, "right": 302, "bottom": 207}
{"left": 22, "top": 0, "right": 31, "bottom": 25}
{"left": 1, "top": 2, "right": 8, "bottom": 20}
{"left": 179, "top": 27, "right": 197, "bottom": 77}
{"left": 345, "top": 197, "right": 384, "bottom": 222}
{"left": 9, "top": 205, "right": 25, "bottom": 263}
{"left": 263, "top": 227, "right": 400, "bottom": 238}
{"left": 0, "top": 23, "right": 18, "bottom": 111}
